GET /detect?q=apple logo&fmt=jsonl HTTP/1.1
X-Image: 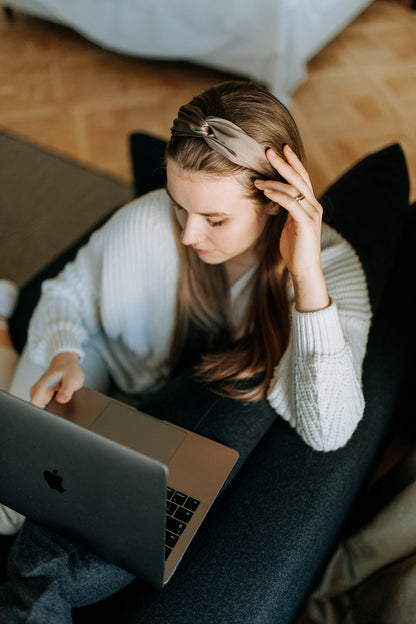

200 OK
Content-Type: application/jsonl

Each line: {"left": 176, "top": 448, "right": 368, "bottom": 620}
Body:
{"left": 43, "top": 469, "right": 65, "bottom": 493}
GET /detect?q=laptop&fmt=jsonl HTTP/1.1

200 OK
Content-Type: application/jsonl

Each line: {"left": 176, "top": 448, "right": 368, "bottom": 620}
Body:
{"left": 0, "top": 387, "right": 238, "bottom": 589}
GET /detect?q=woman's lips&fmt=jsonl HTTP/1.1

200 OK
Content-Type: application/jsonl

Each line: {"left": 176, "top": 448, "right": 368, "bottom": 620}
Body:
{"left": 194, "top": 248, "right": 212, "bottom": 254}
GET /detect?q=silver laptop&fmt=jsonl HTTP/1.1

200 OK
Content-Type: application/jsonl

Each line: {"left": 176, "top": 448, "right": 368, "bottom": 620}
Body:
{"left": 0, "top": 388, "right": 238, "bottom": 589}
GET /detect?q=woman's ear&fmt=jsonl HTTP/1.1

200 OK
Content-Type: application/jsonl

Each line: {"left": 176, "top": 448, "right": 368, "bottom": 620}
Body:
{"left": 266, "top": 201, "right": 281, "bottom": 216}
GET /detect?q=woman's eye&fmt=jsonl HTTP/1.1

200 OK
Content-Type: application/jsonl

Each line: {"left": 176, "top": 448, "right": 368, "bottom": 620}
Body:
{"left": 173, "top": 203, "right": 186, "bottom": 218}
{"left": 207, "top": 219, "right": 224, "bottom": 228}
{"left": 173, "top": 204, "right": 187, "bottom": 228}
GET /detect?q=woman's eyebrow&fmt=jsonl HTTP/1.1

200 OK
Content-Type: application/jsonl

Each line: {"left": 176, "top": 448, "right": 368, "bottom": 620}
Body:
{"left": 165, "top": 185, "right": 228, "bottom": 217}
{"left": 165, "top": 185, "right": 180, "bottom": 206}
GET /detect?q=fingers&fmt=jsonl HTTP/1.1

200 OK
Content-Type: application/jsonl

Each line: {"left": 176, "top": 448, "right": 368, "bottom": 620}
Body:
{"left": 281, "top": 144, "right": 313, "bottom": 192}
{"left": 254, "top": 147, "right": 322, "bottom": 222}
{"left": 55, "top": 372, "right": 84, "bottom": 404}
{"left": 254, "top": 180, "right": 321, "bottom": 224}
{"left": 264, "top": 146, "right": 313, "bottom": 199}
{"left": 30, "top": 372, "right": 82, "bottom": 408}
{"left": 30, "top": 376, "right": 60, "bottom": 409}
{"left": 30, "top": 352, "right": 85, "bottom": 409}
{"left": 255, "top": 179, "right": 308, "bottom": 204}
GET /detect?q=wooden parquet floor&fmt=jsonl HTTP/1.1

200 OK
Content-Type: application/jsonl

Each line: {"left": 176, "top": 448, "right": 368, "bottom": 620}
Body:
{"left": 0, "top": 0, "right": 415, "bottom": 203}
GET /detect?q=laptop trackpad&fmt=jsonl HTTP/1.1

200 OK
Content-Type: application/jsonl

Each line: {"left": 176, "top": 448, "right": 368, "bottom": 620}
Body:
{"left": 90, "top": 404, "right": 186, "bottom": 465}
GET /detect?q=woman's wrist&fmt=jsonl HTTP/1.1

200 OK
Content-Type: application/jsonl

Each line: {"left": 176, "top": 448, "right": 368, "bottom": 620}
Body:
{"left": 51, "top": 351, "right": 80, "bottom": 365}
{"left": 292, "top": 269, "right": 330, "bottom": 313}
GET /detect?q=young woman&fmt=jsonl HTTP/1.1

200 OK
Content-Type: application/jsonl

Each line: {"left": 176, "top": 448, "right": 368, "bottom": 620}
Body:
{"left": 0, "top": 81, "right": 371, "bottom": 623}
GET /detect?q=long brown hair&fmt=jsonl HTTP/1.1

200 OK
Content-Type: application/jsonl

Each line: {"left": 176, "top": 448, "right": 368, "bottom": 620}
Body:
{"left": 166, "top": 81, "right": 305, "bottom": 401}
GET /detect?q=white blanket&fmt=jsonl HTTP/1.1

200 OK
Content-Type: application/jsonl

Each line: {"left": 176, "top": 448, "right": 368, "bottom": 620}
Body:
{"left": 8, "top": 0, "right": 373, "bottom": 103}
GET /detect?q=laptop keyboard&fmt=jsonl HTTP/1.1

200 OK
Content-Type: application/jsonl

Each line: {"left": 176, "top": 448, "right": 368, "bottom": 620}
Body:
{"left": 165, "top": 487, "right": 200, "bottom": 560}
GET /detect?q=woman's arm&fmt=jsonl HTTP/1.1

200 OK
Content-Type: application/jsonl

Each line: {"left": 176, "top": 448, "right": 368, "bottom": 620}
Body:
{"left": 27, "top": 190, "right": 178, "bottom": 407}
{"left": 268, "top": 226, "right": 371, "bottom": 451}
{"left": 255, "top": 147, "right": 371, "bottom": 450}
{"left": 28, "top": 225, "right": 106, "bottom": 373}
{"left": 26, "top": 223, "right": 108, "bottom": 406}
{"left": 255, "top": 144, "right": 330, "bottom": 313}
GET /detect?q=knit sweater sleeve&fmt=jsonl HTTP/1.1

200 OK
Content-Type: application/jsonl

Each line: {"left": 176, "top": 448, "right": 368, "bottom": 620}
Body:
{"left": 267, "top": 224, "right": 372, "bottom": 452}
{"left": 27, "top": 224, "right": 105, "bottom": 367}
{"left": 27, "top": 189, "right": 176, "bottom": 369}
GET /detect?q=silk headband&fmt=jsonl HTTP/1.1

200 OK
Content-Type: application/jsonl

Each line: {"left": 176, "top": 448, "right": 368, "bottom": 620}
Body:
{"left": 170, "top": 104, "right": 276, "bottom": 178}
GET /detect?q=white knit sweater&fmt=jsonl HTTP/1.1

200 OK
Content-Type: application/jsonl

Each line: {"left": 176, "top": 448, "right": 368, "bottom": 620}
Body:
{"left": 28, "top": 189, "right": 372, "bottom": 452}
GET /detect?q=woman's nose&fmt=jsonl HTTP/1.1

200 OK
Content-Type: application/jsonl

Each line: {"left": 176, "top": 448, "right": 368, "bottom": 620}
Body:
{"left": 180, "top": 215, "right": 203, "bottom": 246}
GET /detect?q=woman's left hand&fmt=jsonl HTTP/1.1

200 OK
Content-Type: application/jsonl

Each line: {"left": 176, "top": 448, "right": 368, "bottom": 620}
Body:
{"left": 254, "top": 145, "right": 330, "bottom": 312}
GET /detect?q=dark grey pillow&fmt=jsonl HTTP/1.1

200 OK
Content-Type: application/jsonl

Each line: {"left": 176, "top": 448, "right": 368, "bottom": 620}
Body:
{"left": 320, "top": 143, "right": 409, "bottom": 313}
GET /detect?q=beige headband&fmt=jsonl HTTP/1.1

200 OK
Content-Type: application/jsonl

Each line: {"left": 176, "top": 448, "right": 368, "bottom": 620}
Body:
{"left": 170, "top": 104, "right": 276, "bottom": 178}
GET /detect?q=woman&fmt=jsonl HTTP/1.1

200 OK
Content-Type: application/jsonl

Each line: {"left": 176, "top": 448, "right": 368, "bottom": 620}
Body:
{"left": 0, "top": 81, "right": 371, "bottom": 622}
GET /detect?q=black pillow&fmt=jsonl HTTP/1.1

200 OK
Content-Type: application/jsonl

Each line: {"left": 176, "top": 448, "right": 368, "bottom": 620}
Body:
{"left": 320, "top": 143, "right": 409, "bottom": 313}
{"left": 129, "top": 132, "right": 167, "bottom": 197}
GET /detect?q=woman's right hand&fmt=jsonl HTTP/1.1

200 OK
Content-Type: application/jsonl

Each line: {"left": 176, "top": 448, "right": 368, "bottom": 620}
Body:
{"left": 30, "top": 352, "right": 85, "bottom": 408}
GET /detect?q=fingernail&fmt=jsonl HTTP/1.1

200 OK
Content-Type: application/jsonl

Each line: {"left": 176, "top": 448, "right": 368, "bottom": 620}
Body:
{"left": 254, "top": 179, "right": 265, "bottom": 187}
{"left": 267, "top": 148, "right": 277, "bottom": 157}
{"left": 284, "top": 144, "right": 293, "bottom": 151}
{"left": 58, "top": 393, "right": 67, "bottom": 401}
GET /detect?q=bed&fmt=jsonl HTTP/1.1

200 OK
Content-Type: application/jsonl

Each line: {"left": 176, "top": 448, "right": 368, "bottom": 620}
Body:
{"left": 4, "top": 0, "right": 374, "bottom": 103}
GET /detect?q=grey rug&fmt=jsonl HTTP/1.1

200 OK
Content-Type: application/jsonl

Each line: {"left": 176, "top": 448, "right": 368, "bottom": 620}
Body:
{"left": 0, "top": 130, "right": 132, "bottom": 286}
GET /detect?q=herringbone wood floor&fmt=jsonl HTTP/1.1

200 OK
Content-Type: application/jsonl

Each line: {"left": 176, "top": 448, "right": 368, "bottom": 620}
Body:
{"left": 0, "top": 2, "right": 415, "bottom": 622}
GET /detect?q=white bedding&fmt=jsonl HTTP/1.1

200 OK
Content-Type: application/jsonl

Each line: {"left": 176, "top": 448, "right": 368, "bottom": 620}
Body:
{"left": 7, "top": 0, "right": 373, "bottom": 103}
